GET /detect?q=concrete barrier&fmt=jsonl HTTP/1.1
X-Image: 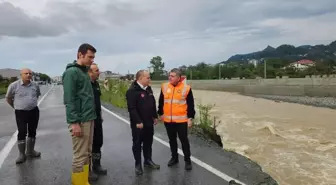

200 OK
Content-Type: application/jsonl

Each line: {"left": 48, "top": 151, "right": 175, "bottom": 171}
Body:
{"left": 151, "top": 76, "right": 336, "bottom": 97}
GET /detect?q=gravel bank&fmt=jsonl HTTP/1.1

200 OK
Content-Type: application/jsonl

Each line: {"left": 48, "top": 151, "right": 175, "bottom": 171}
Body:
{"left": 247, "top": 94, "right": 336, "bottom": 109}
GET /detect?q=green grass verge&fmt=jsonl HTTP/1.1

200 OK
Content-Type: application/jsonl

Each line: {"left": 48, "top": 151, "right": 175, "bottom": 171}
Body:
{"left": 0, "top": 83, "right": 8, "bottom": 95}
{"left": 100, "top": 79, "right": 130, "bottom": 108}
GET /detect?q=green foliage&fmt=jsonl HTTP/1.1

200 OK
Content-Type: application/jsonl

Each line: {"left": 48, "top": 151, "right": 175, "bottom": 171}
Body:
{"left": 191, "top": 103, "right": 223, "bottom": 147}
{"left": 196, "top": 104, "right": 215, "bottom": 131}
{"left": 0, "top": 86, "right": 6, "bottom": 95}
{"left": 182, "top": 58, "right": 336, "bottom": 79}
{"left": 149, "top": 56, "right": 166, "bottom": 80}
{"left": 100, "top": 79, "right": 130, "bottom": 108}
{"left": 38, "top": 73, "right": 51, "bottom": 82}
{"left": 0, "top": 75, "right": 11, "bottom": 95}
{"left": 146, "top": 53, "right": 335, "bottom": 80}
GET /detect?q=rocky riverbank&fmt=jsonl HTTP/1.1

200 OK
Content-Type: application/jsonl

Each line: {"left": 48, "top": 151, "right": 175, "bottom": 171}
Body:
{"left": 247, "top": 94, "right": 336, "bottom": 109}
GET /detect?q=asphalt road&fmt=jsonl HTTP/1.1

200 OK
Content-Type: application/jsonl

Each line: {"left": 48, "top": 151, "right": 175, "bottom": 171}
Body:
{"left": 0, "top": 85, "right": 277, "bottom": 185}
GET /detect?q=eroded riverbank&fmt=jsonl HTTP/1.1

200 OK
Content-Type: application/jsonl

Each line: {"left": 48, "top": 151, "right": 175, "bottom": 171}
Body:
{"left": 152, "top": 87, "right": 336, "bottom": 185}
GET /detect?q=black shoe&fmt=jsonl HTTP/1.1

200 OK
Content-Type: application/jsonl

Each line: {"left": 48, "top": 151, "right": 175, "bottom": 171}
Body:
{"left": 135, "top": 164, "right": 143, "bottom": 176}
{"left": 144, "top": 160, "right": 160, "bottom": 169}
{"left": 26, "top": 137, "right": 41, "bottom": 158}
{"left": 16, "top": 140, "right": 26, "bottom": 164}
{"left": 89, "top": 170, "right": 99, "bottom": 182}
{"left": 92, "top": 153, "right": 107, "bottom": 175}
{"left": 167, "top": 157, "right": 179, "bottom": 167}
{"left": 229, "top": 180, "right": 242, "bottom": 185}
{"left": 185, "top": 161, "right": 192, "bottom": 171}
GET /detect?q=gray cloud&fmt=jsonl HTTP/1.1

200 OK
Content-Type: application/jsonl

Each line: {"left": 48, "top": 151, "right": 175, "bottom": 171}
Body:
{"left": 0, "top": 1, "right": 151, "bottom": 37}
{"left": 0, "top": 2, "right": 67, "bottom": 37}
{"left": 1, "top": 0, "right": 335, "bottom": 39}
{"left": 0, "top": 0, "right": 335, "bottom": 75}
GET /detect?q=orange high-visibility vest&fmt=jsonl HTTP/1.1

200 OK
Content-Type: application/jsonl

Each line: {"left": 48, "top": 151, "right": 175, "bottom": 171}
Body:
{"left": 161, "top": 82, "right": 191, "bottom": 123}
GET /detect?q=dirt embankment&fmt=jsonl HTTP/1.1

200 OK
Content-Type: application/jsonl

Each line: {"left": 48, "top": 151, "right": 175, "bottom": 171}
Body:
{"left": 152, "top": 87, "right": 336, "bottom": 185}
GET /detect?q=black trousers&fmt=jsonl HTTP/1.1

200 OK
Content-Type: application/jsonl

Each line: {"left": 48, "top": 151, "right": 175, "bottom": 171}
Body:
{"left": 131, "top": 126, "right": 154, "bottom": 165}
{"left": 92, "top": 118, "right": 103, "bottom": 154}
{"left": 164, "top": 123, "right": 191, "bottom": 162}
{"left": 15, "top": 107, "right": 40, "bottom": 141}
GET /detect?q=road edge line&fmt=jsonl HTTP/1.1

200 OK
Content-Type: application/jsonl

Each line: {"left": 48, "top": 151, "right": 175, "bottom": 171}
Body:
{"left": 0, "top": 85, "right": 54, "bottom": 169}
{"left": 101, "top": 105, "right": 246, "bottom": 185}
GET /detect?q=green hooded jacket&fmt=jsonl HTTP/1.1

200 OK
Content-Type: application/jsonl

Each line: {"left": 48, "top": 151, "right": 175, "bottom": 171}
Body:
{"left": 62, "top": 61, "right": 97, "bottom": 124}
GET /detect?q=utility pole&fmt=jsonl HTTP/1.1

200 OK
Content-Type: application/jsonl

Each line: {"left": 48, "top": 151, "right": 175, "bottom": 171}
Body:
{"left": 219, "top": 64, "right": 221, "bottom": 80}
{"left": 264, "top": 60, "right": 267, "bottom": 79}
{"left": 190, "top": 70, "right": 193, "bottom": 80}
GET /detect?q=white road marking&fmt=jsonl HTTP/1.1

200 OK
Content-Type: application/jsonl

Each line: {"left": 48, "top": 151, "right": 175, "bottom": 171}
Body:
{"left": 0, "top": 85, "right": 54, "bottom": 169}
{"left": 101, "top": 106, "right": 247, "bottom": 185}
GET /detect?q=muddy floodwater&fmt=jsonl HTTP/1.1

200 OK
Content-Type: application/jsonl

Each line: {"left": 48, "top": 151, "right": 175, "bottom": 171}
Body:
{"left": 152, "top": 87, "right": 336, "bottom": 185}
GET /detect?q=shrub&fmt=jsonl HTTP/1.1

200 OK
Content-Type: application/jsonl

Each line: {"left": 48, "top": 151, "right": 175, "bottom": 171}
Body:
{"left": 192, "top": 103, "right": 223, "bottom": 147}
{"left": 0, "top": 82, "right": 9, "bottom": 95}
{"left": 0, "top": 87, "right": 6, "bottom": 95}
{"left": 100, "top": 79, "right": 130, "bottom": 108}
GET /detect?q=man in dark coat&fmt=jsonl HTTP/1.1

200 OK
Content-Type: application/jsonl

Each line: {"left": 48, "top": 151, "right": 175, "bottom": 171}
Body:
{"left": 88, "top": 63, "right": 107, "bottom": 182}
{"left": 126, "top": 70, "right": 160, "bottom": 175}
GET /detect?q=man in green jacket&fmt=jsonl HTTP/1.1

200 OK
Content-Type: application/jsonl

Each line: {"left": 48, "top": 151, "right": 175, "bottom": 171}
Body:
{"left": 62, "top": 43, "right": 97, "bottom": 185}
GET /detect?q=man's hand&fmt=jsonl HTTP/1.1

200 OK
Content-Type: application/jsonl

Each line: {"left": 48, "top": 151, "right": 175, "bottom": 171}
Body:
{"left": 6, "top": 98, "right": 14, "bottom": 109}
{"left": 187, "top": 118, "right": 193, "bottom": 128}
{"left": 154, "top": 118, "right": 158, "bottom": 125}
{"left": 160, "top": 115, "right": 164, "bottom": 122}
{"left": 71, "top": 123, "right": 82, "bottom": 137}
{"left": 136, "top": 123, "right": 144, "bottom": 129}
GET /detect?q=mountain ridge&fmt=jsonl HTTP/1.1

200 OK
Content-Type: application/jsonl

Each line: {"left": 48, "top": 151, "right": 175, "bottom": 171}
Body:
{"left": 222, "top": 40, "right": 336, "bottom": 63}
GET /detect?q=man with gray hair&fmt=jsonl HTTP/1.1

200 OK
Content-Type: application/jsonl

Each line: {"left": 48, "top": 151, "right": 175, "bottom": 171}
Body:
{"left": 126, "top": 69, "right": 160, "bottom": 176}
{"left": 157, "top": 68, "right": 195, "bottom": 171}
{"left": 6, "top": 68, "right": 41, "bottom": 164}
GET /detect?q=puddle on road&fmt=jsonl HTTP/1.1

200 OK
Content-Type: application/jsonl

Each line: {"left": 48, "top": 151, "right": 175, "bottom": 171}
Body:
{"left": 153, "top": 88, "right": 336, "bottom": 185}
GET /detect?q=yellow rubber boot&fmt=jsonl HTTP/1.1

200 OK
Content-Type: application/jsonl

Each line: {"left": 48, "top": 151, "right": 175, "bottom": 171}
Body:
{"left": 71, "top": 171, "right": 85, "bottom": 185}
{"left": 83, "top": 164, "right": 91, "bottom": 185}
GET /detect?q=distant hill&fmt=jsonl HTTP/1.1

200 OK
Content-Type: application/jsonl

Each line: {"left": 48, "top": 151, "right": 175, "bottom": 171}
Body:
{"left": 222, "top": 40, "right": 336, "bottom": 63}
{"left": 0, "top": 68, "right": 20, "bottom": 78}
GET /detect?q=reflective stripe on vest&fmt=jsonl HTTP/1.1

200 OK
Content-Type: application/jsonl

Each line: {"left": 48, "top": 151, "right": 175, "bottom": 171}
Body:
{"left": 164, "top": 115, "right": 188, "bottom": 120}
{"left": 164, "top": 99, "right": 186, "bottom": 104}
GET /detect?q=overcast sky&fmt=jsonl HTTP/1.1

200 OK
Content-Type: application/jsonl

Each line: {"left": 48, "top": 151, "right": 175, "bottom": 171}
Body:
{"left": 0, "top": 0, "right": 335, "bottom": 77}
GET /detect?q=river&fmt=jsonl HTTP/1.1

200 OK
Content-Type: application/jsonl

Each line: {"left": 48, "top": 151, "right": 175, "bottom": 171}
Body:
{"left": 152, "top": 87, "right": 336, "bottom": 185}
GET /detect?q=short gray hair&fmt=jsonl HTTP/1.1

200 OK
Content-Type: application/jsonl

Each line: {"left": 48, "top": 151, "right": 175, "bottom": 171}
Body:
{"left": 169, "top": 68, "right": 182, "bottom": 77}
{"left": 135, "top": 69, "right": 148, "bottom": 80}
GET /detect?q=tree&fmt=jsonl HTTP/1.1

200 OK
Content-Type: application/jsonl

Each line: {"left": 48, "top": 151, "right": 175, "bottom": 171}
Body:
{"left": 149, "top": 56, "right": 165, "bottom": 80}
{"left": 39, "top": 73, "right": 51, "bottom": 83}
{"left": 150, "top": 56, "right": 164, "bottom": 72}
{"left": 10, "top": 77, "right": 18, "bottom": 82}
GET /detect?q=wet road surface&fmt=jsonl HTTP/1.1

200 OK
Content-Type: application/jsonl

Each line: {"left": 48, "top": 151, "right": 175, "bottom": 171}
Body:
{"left": 0, "top": 85, "right": 244, "bottom": 185}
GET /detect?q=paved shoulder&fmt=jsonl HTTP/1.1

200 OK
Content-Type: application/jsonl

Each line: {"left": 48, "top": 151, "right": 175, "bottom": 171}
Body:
{"left": 0, "top": 86, "right": 232, "bottom": 185}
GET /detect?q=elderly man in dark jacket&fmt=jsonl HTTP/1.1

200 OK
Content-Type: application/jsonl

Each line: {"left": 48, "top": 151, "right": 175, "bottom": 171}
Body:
{"left": 126, "top": 70, "right": 160, "bottom": 176}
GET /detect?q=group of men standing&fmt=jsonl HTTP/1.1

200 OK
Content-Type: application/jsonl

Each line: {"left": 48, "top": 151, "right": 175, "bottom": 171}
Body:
{"left": 126, "top": 68, "right": 195, "bottom": 176}
{"left": 5, "top": 43, "right": 196, "bottom": 185}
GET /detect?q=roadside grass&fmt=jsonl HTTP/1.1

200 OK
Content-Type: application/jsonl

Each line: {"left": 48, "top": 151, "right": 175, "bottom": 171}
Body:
{"left": 100, "top": 79, "right": 130, "bottom": 108}
{"left": 0, "top": 83, "right": 8, "bottom": 95}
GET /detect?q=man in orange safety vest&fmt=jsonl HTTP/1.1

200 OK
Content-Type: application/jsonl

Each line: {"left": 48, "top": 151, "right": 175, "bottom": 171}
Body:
{"left": 157, "top": 68, "right": 195, "bottom": 171}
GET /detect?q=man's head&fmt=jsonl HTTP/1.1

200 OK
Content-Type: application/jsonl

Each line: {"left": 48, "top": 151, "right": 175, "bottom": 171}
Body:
{"left": 136, "top": 70, "right": 150, "bottom": 87}
{"left": 77, "top": 43, "right": 96, "bottom": 66}
{"left": 168, "top": 68, "right": 182, "bottom": 85}
{"left": 20, "top": 68, "right": 32, "bottom": 82}
{"left": 88, "top": 63, "right": 100, "bottom": 81}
